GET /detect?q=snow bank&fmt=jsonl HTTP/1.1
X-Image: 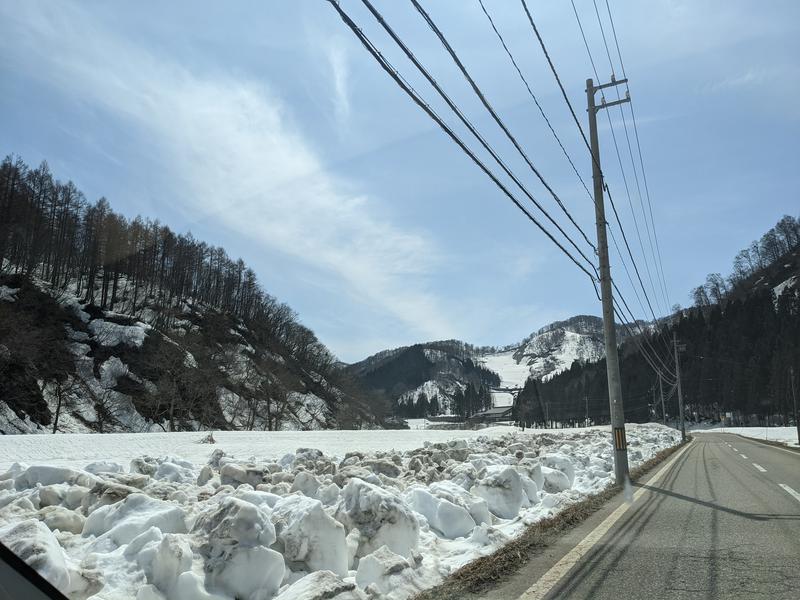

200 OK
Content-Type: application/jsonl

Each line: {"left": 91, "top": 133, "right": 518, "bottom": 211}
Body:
{"left": 0, "top": 424, "right": 680, "bottom": 600}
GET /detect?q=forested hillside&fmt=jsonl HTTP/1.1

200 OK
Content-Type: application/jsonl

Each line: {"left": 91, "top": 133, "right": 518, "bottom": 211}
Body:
{"left": 521, "top": 215, "right": 800, "bottom": 427}
{"left": 349, "top": 340, "right": 499, "bottom": 418}
{"left": 0, "top": 155, "right": 382, "bottom": 433}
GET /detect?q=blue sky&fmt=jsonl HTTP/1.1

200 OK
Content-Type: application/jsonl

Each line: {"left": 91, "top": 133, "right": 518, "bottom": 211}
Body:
{"left": 1, "top": 1, "right": 798, "bottom": 362}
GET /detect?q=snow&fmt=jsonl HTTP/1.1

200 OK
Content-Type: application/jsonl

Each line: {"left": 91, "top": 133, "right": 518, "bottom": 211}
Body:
{"left": 0, "top": 518, "right": 70, "bottom": 589}
{"left": 88, "top": 319, "right": 149, "bottom": 347}
{"left": 471, "top": 466, "right": 524, "bottom": 519}
{"left": 480, "top": 350, "right": 532, "bottom": 390}
{"left": 0, "top": 424, "right": 680, "bottom": 600}
{"left": 0, "top": 285, "right": 19, "bottom": 302}
{"left": 772, "top": 275, "right": 797, "bottom": 303}
{"left": 272, "top": 494, "right": 348, "bottom": 576}
{"left": 694, "top": 426, "right": 799, "bottom": 448}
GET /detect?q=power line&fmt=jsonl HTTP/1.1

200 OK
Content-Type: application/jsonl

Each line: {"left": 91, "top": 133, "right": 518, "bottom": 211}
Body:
{"left": 326, "top": 0, "right": 600, "bottom": 289}
{"left": 590, "top": 0, "right": 670, "bottom": 314}
{"left": 356, "top": 0, "right": 599, "bottom": 274}
{"left": 408, "top": 0, "right": 598, "bottom": 254}
{"left": 602, "top": 0, "right": 671, "bottom": 310}
{"left": 592, "top": 1, "right": 664, "bottom": 315}
{"left": 519, "top": 0, "right": 592, "bottom": 155}
{"left": 519, "top": 0, "right": 673, "bottom": 377}
{"left": 477, "top": 0, "right": 593, "bottom": 202}
{"left": 571, "top": 0, "right": 666, "bottom": 317}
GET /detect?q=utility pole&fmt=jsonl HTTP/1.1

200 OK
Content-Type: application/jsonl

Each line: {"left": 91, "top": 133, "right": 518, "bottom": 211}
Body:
{"left": 791, "top": 366, "right": 799, "bottom": 446}
{"left": 587, "top": 77, "right": 630, "bottom": 484}
{"left": 652, "top": 385, "right": 656, "bottom": 423}
{"left": 659, "top": 373, "right": 666, "bottom": 426}
{"left": 673, "top": 331, "right": 686, "bottom": 441}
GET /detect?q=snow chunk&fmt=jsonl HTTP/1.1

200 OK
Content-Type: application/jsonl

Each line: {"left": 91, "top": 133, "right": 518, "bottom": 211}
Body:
{"left": 275, "top": 570, "right": 366, "bottom": 600}
{"left": 194, "top": 496, "right": 284, "bottom": 600}
{"left": 39, "top": 506, "right": 85, "bottom": 534}
{"left": 541, "top": 454, "right": 575, "bottom": 486}
{"left": 541, "top": 466, "right": 571, "bottom": 493}
{"left": 193, "top": 496, "right": 276, "bottom": 548}
{"left": 154, "top": 460, "right": 195, "bottom": 484}
{"left": 83, "top": 493, "right": 187, "bottom": 546}
{"left": 151, "top": 534, "right": 193, "bottom": 594}
{"left": 84, "top": 461, "right": 125, "bottom": 475}
{"left": 339, "top": 478, "right": 419, "bottom": 558}
{"left": 271, "top": 494, "right": 348, "bottom": 576}
{"left": 209, "top": 545, "right": 284, "bottom": 600}
{"left": 409, "top": 488, "right": 474, "bottom": 539}
{"left": 0, "top": 519, "right": 70, "bottom": 590}
{"left": 355, "top": 545, "right": 414, "bottom": 594}
{"left": 15, "top": 465, "right": 99, "bottom": 490}
{"left": 471, "top": 466, "right": 524, "bottom": 519}
{"left": 428, "top": 480, "right": 491, "bottom": 526}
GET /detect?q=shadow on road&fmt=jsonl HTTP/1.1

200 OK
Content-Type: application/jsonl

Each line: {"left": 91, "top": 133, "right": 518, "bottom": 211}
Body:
{"left": 634, "top": 483, "right": 800, "bottom": 522}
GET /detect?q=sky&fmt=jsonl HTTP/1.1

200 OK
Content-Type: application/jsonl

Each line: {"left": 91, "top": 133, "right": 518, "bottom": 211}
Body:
{"left": 1, "top": 0, "right": 798, "bottom": 362}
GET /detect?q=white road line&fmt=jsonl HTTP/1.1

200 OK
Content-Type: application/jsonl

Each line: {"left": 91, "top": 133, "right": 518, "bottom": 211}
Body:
{"left": 732, "top": 447, "right": 739, "bottom": 452}
{"left": 778, "top": 484, "right": 800, "bottom": 504}
{"left": 752, "top": 463, "right": 766, "bottom": 472}
{"left": 739, "top": 454, "right": 748, "bottom": 459}
{"left": 518, "top": 442, "right": 693, "bottom": 600}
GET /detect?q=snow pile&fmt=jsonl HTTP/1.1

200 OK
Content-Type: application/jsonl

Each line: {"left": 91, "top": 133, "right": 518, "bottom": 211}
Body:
{"left": 0, "top": 424, "right": 680, "bottom": 600}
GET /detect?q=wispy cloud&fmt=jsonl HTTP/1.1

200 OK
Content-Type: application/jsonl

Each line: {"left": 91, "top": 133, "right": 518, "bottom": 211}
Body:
{"left": 326, "top": 37, "right": 351, "bottom": 124}
{"left": 0, "top": 1, "right": 455, "bottom": 348}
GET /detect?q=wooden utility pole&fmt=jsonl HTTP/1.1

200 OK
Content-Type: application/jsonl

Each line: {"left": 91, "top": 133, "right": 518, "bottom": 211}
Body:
{"left": 587, "top": 76, "right": 630, "bottom": 484}
{"left": 659, "top": 374, "right": 666, "bottom": 426}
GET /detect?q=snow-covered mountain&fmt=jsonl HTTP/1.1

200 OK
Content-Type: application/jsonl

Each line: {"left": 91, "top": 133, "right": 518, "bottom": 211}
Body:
{"left": 350, "top": 316, "right": 630, "bottom": 417}
{"left": 475, "top": 315, "right": 629, "bottom": 409}
{"left": 509, "top": 315, "right": 625, "bottom": 381}
{"left": 348, "top": 341, "right": 499, "bottom": 417}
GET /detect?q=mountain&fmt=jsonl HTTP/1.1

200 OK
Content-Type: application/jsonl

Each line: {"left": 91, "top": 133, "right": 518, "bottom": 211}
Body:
{"left": 348, "top": 340, "right": 499, "bottom": 418}
{"left": 0, "top": 155, "right": 380, "bottom": 434}
{"left": 351, "top": 317, "right": 631, "bottom": 419}
{"left": 511, "top": 315, "right": 630, "bottom": 381}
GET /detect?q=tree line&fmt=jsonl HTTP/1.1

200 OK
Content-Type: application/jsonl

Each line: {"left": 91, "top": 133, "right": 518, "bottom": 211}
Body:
{"left": 0, "top": 155, "right": 385, "bottom": 431}
{"left": 0, "top": 155, "right": 341, "bottom": 377}
{"left": 532, "top": 215, "right": 800, "bottom": 427}
{"left": 691, "top": 214, "right": 799, "bottom": 307}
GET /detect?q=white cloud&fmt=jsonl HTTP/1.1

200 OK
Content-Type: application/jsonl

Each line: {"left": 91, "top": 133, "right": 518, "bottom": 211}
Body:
{"left": 326, "top": 37, "right": 351, "bottom": 124}
{"left": 1, "top": 1, "right": 455, "bottom": 343}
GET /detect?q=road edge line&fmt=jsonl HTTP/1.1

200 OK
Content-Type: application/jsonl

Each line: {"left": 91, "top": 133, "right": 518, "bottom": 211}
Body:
{"left": 518, "top": 439, "right": 694, "bottom": 600}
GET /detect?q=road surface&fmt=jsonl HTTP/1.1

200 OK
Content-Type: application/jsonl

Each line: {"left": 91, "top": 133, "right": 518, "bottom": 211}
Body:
{"left": 485, "top": 433, "right": 800, "bottom": 600}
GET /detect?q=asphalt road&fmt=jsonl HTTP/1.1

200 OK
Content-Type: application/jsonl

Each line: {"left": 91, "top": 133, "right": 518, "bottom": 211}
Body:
{"left": 485, "top": 433, "right": 800, "bottom": 600}
{"left": 544, "top": 434, "right": 800, "bottom": 599}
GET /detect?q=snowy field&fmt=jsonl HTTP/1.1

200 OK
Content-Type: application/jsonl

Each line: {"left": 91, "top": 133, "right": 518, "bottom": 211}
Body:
{"left": 0, "top": 424, "right": 680, "bottom": 600}
{"left": 694, "top": 426, "right": 799, "bottom": 448}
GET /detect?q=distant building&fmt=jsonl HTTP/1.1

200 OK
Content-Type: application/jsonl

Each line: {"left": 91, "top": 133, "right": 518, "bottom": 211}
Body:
{"left": 467, "top": 405, "right": 513, "bottom": 426}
